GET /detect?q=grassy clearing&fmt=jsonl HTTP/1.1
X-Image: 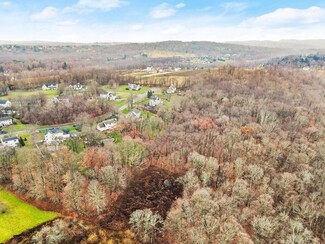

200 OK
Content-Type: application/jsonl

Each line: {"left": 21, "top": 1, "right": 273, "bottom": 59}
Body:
{"left": 116, "top": 93, "right": 130, "bottom": 99}
{"left": 121, "top": 108, "right": 129, "bottom": 114}
{"left": 61, "top": 125, "right": 79, "bottom": 133}
{"left": 0, "top": 189, "right": 59, "bottom": 243}
{"left": 1, "top": 90, "right": 58, "bottom": 100}
{"left": 122, "top": 107, "right": 156, "bottom": 119}
{"left": 112, "top": 99, "right": 127, "bottom": 108}
{"left": 116, "top": 85, "right": 150, "bottom": 94}
{"left": 39, "top": 125, "right": 79, "bottom": 136}
{"left": 142, "top": 110, "right": 156, "bottom": 119}
{"left": 3, "top": 119, "right": 34, "bottom": 133}
{"left": 18, "top": 132, "right": 32, "bottom": 148}
{"left": 106, "top": 131, "right": 122, "bottom": 143}
{"left": 135, "top": 97, "right": 149, "bottom": 106}
{"left": 101, "top": 85, "right": 150, "bottom": 95}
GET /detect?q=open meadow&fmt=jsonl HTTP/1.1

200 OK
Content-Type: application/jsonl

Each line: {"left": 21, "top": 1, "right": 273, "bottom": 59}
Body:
{"left": 0, "top": 189, "right": 59, "bottom": 243}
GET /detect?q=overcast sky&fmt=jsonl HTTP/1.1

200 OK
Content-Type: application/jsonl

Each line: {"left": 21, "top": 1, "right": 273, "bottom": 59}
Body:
{"left": 1, "top": 0, "right": 325, "bottom": 42}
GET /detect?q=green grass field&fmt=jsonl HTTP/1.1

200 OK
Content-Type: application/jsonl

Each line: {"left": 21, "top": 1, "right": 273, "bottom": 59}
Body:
{"left": 0, "top": 90, "right": 58, "bottom": 100}
{"left": 3, "top": 119, "right": 34, "bottom": 133}
{"left": 0, "top": 189, "right": 59, "bottom": 243}
{"left": 101, "top": 85, "right": 150, "bottom": 95}
{"left": 39, "top": 125, "right": 79, "bottom": 136}
{"left": 106, "top": 131, "right": 122, "bottom": 143}
{"left": 116, "top": 85, "right": 150, "bottom": 94}
{"left": 111, "top": 99, "right": 127, "bottom": 108}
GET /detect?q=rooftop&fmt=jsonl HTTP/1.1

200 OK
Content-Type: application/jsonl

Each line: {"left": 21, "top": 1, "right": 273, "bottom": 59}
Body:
{"left": 2, "top": 136, "right": 18, "bottom": 142}
{"left": 0, "top": 100, "right": 8, "bottom": 105}
{"left": 46, "top": 128, "right": 69, "bottom": 135}
{"left": 0, "top": 117, "right": 12, "bottom": 122}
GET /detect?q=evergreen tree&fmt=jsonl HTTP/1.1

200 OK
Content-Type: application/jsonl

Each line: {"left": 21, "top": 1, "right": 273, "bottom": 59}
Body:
{"left": 19, "top": 137, "right": 25, "bottom": 147}
{"left": 62, "top": 62, "right": 68, "bottom": 70}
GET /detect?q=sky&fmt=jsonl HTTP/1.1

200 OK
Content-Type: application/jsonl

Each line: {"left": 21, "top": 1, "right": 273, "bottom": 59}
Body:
{"left": 1, "top": 0, "right": 325, "bottom": 42}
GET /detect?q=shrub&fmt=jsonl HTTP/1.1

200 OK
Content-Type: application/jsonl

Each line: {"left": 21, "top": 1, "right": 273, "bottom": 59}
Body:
{"left": 0, "top": 202, "right": 8, "bottom": 214}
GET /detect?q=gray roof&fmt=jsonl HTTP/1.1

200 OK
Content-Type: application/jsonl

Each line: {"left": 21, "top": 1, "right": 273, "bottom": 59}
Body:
{"left": 98, "top": 123, "right": 106, "bottom": 128}
{"left": 132, "top": 109, "right": 141, "bottom": 115}
{"left": 2, "top": 136, "right": 18, "bottom": 142}
{"left": 46, "top": 128, "right": 69, "bottom": 135}
{"left": 0, "top": 100, "right": 8, "bottom": 105}
{"left": 150, "top": 96, "right": 159, "bottom": 100}
{"left": 0, "top": 117, "right": 12, "bottom": 122}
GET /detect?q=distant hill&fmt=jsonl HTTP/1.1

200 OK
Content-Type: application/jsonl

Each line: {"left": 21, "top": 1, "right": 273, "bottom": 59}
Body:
{"left": 0, "top": 41, "right": 295, "bottom": 70}
{"left": 0, "top": 40, "right": 125, "bottom": 46}
{"left": 2, "top": 40, "right": 324, "bottom": 71}
{"left": 228, "top": 40, "right": 325, "bottom": 52}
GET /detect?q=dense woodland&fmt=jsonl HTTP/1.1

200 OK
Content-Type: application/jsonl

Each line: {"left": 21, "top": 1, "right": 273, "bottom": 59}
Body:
{"left": 1, "top": 67, "right": 325, "bottom": 243}
{"left": 265, "top": 54, "right": 325, "bottom": 68}
{"left": 15, "top": 94, "right": 114, "bottom": 125}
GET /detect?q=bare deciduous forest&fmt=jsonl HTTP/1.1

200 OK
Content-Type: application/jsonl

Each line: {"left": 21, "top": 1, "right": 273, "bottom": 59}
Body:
{"left": 1, "top": 60, "right": 325, "bottom": 243}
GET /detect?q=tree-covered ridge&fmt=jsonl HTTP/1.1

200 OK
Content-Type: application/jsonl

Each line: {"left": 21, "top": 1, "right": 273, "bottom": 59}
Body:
{"left": 265, "top": 54, "right": 325, "bottom": 68}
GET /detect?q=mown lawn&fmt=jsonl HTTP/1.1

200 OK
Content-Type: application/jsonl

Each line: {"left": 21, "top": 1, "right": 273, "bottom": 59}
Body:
{"left": 3, "top": 119, "right": 34, "bottom": 133}
{"left": 61, "top": 125, "right": 79, "bottom": 133}
{"left": 112, "top": 99, "right": 127, "bottom": 108}
{"left": 1, "top": 90, "right": 58, "bottom": 100}
{"left": 106, "top": 131, "right": 122, "bottom": 143}
{"left": 38, "top": 125, "right": 79, "bottom": 137}
{"left": 101, "top": 85, "right": 150, "bottom": 95}
{"left": 116, "top": 85, "right": 150, "bottom": 94}
{"left": 0, "top": 189, "right": 59, "bottom": 243}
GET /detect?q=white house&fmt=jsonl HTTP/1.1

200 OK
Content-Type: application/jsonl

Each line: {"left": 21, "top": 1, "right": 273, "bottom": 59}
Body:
{"left": 1, "top": 136, "right": 19, "bottom": 147}
{"left": 149, "top": 96, "right": 161, "bottom": 107}
{"left": 174, "top": 67, "right": 181, "bottom": 72}
{"left": 99, "top": 92, "right": 117, "bottom": 101}
{"left": 128, "top": 109, "right": 141, "bottom": 120}
{"left": 166, "top": 85, "right": 177, "bottom": 94}
{"left": 45, "top": 128, "right": 71, "bottom": 145}
{"left": 128, "top": 83, "right": 141, "bottom": 91}
{"left": 97, "top": 118, "right": 117, "bottom": 132}
{"left": 69, "top": 83, "right": 84, "bottom": 90}
{"left": 145, "top": 66, "right": 154, "bottom": 72}
{"left": 0, "top": 117, "right": 13, "bottom": 127}
{"left": 42, "top": 83, "right": 58, "bottom": 90}
{"left": 0, "top": 108, "right": 14, "bottom": 116}
{"left": 0, "top": 100, "right": 11, "bottom": 108}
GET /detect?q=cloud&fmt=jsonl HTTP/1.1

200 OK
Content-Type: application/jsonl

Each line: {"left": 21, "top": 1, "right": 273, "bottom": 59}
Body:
{"left": 150, "top": 3, "right": 185, "bottom": 19}
{"left": 31, "top": 6, "right": 59, "bottom": 20}
{"left": 221, "top": 2, "right": 248, "bottom": 12}
{"left": 176, "top": 3, "right": 186, "bottom": 9}
{"left": 241, "top": 6, "right": 325, "bottom": 27}
{"left": 2, "top": 15, "right": 325, "bottom": 43}
{"left": 162, "top": 26, "right": 182, "bottom": 35}
{"left": 2, "top": 3, "right": 325, "bottom": 43}
{"left": 76, "top": 0, "right": 127, "bottom": 11}
{"left": 130, "top": 24, "right": 143, "bottom": 31}
{"left": 55, "top": 20, "right": 79, "bottom": 26}
{"left": 0, "top": 1, "right": 11, "bottom": 7}
{"left": 201, "top": 6, "right": 212, "bottom": 12}
{"left": 150, "top": 3, "right": 176, "bottom": 19}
